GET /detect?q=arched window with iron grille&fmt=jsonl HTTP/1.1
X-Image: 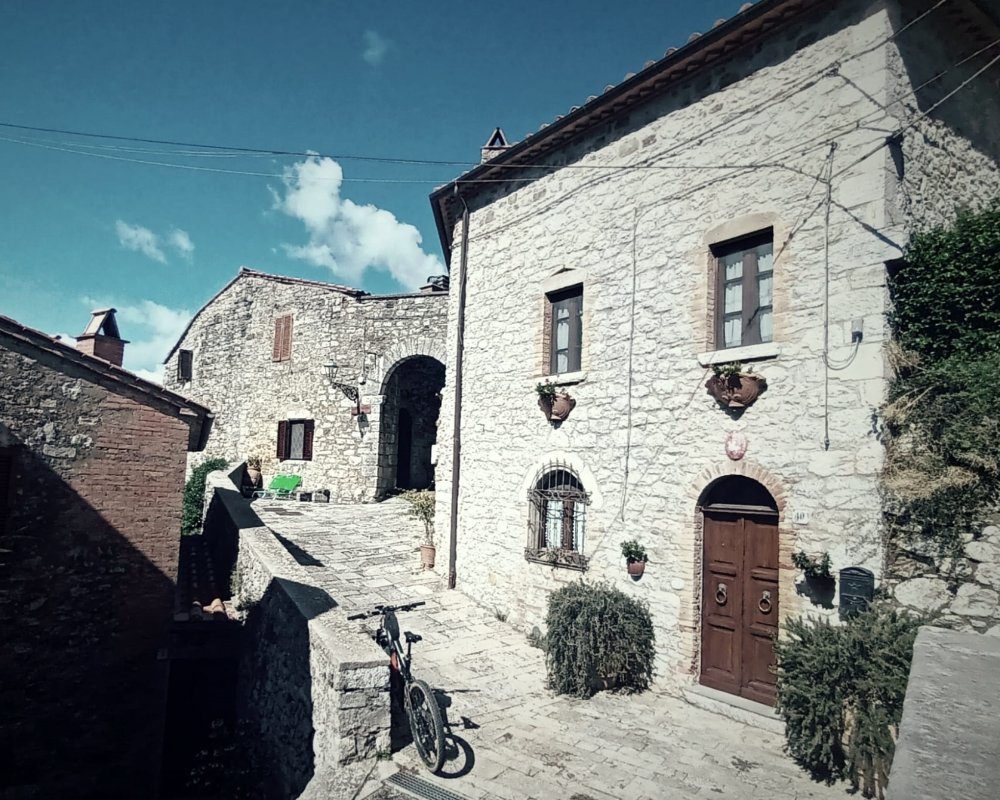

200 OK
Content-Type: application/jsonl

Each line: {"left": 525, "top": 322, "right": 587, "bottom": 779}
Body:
{"left": 525, "top": 462, "right": 590, "bottom": 571}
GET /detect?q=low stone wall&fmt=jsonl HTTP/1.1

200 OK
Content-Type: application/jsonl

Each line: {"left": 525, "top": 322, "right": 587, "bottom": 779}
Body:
{"left": 203, "top": 472, "right": 390, "bottom": 799}
{"left": 891, "top": 521, "right": 1000, "bottom": 635}
{"left": 887, "top": 626, "right": 1000, "bottom": 800}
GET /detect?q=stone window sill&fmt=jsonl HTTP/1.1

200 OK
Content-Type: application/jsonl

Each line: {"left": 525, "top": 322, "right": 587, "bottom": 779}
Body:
{"left": 535, "top": 370, "right": 587, "bottom": 387}
{"left": 697, "top": 342, "right": 780, "bottom": 367}
{"left": 524, "top": 547, "right": 590, "bottom": 571}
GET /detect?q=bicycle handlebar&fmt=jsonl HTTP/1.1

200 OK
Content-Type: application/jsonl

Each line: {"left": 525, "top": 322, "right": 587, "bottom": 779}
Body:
{"left": 346, "top": 600, "right": 426, "bottom": 620}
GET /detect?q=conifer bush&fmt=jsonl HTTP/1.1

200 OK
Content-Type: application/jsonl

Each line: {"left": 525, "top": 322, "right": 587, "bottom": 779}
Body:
{"left": 543, "top": 580, "right": 655, "bottom": 698}
{"left": 181, "top": 458, "right": 229, "bottom": 535}
{"left": 775, "top": 606, "right": 922, "bottom": 799}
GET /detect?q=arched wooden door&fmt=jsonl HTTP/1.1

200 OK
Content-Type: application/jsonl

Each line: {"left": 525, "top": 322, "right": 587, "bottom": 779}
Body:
{"left": 700, "top": 477, "right": 779, "bottom": 705}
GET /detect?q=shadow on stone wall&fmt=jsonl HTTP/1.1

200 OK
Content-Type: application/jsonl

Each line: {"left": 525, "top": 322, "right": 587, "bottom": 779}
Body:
{"left": 0, "top": 425, "right": 176, "bottom": 800}
{"left": 237, "top": 578, "right": 337, "bottom": 799}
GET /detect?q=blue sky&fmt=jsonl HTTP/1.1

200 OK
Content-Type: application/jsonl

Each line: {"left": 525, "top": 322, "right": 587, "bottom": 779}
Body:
{"left": 1, "top": 0, "right": 737, "bottom": 381}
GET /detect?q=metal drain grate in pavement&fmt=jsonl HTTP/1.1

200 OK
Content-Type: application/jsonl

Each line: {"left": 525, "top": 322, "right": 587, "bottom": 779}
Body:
{"left": 384, "top": 771, "right": 470, "bottom": 800}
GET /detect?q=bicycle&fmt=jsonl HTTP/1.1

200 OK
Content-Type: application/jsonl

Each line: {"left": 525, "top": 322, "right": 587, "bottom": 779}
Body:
{"left": 347, "top": 600, "right": 446, "bottom": 773}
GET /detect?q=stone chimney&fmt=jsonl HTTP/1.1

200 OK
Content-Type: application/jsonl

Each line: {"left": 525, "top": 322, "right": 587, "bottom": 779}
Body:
{"left": 481, "top": 127, "right": 510, "bottom": 164}
{"left": 76, "top": 308, "right": 128, "bottom": 366}
{"left": 420, "top": 275, "right": 450, "bottom": 293}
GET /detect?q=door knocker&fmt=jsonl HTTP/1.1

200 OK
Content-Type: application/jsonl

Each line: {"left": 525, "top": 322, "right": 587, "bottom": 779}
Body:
{"left": 759, "top": 590, "right": 772, "bottom": 614}
{"left": 716, "top": 582, "right": 728, "bottom": 605}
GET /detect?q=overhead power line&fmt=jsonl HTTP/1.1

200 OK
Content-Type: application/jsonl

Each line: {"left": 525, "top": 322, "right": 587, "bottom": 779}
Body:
{"left": 0, "top": 0, "right": 956, "bottom": 178}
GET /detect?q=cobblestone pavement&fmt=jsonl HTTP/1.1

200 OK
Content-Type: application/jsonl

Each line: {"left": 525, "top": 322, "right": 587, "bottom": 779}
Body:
{"left": 254, "top": 500, "right": 843, "bottom": 800}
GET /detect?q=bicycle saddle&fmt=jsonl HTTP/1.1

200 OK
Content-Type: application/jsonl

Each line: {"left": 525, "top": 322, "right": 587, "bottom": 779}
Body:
{"left": 404, "top": 631, "right": 422, "bottom": 643}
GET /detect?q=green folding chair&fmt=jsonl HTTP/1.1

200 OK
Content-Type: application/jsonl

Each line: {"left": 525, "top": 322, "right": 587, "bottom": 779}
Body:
{"left": 252, "top": 474, "right": 302, "bottom": 500}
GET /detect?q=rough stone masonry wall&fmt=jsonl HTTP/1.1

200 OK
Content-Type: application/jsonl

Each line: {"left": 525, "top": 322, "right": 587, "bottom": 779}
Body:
{"left": 884, "top": 0, "right": 1000, "bottom": 233}
{"left": 203, "top": 474, "right": 391, "bottom": 800}
{"left": 436, "top": 0, "right": 939, "bottom": 691}
{"left": 164, "top": 275, "right": 447, "bottom": 502}
{"left": 0, "top": 334, "right": 192, "bottom": 799}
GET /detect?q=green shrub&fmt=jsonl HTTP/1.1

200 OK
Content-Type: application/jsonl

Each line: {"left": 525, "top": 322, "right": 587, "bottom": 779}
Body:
{"left": 182, "top": 458, "right": 229, "bottom": 536}
{"left": 883, "top": 201, "right": 1000, "bottom": 561}
{"left": 775, "top": 606, "right": 922, "bottom": 799}
{"left": 543, "top": 581, "right": 655, "bottom": 698}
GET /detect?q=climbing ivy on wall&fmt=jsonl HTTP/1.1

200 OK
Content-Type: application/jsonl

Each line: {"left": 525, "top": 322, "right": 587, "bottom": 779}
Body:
{"left": 181, "top": 458, "right": 229, "bottom": 536}
{"left": 882, "top": 200, "right": 1000, "bottom": 562}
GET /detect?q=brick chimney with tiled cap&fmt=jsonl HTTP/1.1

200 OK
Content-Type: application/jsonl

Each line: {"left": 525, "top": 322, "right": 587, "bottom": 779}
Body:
{"left": 481, "top": 127, "right": 510, "bottom": 164}
{"left": 75, "top": 308, "right": 129, "bottom": 366}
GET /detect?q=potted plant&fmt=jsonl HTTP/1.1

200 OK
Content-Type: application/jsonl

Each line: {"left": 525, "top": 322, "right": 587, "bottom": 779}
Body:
{"left": 621, "top": 539, "right": 648, "bottom": 579}
{"left": 245, "top": 455, "right": 262, "bottom": 487}
{"left": 401, "top": 490, "right": 436, "bottom": 569}
{"left": 536, "top": 380, "right": 577, "bottom": 422}
{"left": 705, "top": 362, "right": 767, "bottom": 409}
{"left": 792, "top": 550, "right": 836, "bottom": 605}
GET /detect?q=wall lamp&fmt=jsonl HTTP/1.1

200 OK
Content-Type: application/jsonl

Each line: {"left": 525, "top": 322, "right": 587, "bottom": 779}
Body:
{"left": 323, "top": 361, "right": 361, "bottom": 412}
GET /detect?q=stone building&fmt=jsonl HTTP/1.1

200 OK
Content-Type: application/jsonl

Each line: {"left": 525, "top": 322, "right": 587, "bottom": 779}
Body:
{"left": 0, "top": 311, "right": 212, "bottom": 799}
{"left": 429, "top": 0, "right": 1000, "bottom": 707}
{"left": 163, "top": 268, "right": 448, "bottom": 502}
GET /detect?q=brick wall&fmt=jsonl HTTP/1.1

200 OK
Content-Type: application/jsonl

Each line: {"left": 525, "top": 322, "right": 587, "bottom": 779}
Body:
{"left": 0, "top": 335, "right": 194, "bottom": 799}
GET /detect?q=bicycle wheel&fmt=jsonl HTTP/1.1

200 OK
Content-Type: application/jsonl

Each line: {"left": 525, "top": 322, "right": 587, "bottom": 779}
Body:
{"left": 405, "top": 678, "right": 445, "bottom": 773}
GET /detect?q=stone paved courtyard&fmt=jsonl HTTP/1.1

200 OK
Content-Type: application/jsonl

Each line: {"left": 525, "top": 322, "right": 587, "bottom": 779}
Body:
{"left": 254, "top": 499, "right": 844, "bottom": 800}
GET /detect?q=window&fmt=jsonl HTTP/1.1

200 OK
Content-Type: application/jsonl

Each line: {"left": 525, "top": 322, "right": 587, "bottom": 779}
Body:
{"left": 277, "top": 419, "right": 314, "bottom": 461}
{"left": 272, "top": 315, "right": 293, "bottom": 362}
{"left": 547, "top": 286, "right": 583, "bottom": 374}
{"left": 525, "top": 464, "right": 590, "bottom": 570}
{"left": 177, "top": 349, "right": 193, "bottom": 382}
{"left": 714, "top": 231, "right": 773, "bottom": 349}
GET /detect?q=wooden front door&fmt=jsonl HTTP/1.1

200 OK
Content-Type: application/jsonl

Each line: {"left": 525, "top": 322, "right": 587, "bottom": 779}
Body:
{"left": 700, "top": 508, "right": 779, "bottom": 705}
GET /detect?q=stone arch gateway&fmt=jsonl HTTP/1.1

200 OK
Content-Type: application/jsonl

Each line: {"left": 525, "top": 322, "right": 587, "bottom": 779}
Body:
{"left": 375, "top": 355, "right": 446, "bottom": 497}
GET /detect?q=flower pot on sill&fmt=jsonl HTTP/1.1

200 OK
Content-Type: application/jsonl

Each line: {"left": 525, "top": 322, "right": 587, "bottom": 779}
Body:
{"left": 705, "top": 373, "right": 767, "bottom": 409}
{"left": 420, "top": 544, "right": 436, "bottom": 570}
{"left": 627, "top": 559, "right": 646, "bottom": 579}
{"left": 538, "top": 393, "right": 576, "bottom": 422}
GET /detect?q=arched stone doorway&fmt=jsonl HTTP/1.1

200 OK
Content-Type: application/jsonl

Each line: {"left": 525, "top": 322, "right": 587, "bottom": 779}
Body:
{"left": 377, "top": 356, "right": 445, "bottom": 497}
{"left": 698, "top": 475, "right": 779, "bottom": 706}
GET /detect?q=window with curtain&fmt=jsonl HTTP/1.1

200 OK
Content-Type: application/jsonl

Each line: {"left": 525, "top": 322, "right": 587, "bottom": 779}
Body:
{"left": 714, "top": 231, "right": 773, "bottom": 349}
{"left": 276, "top": 419, "right": 314, "bottom": 461}
{"left": 526, "top": 465, "right": 590, "bottom": 570}
{"left": 547, "top": 285, "right": 583, "bottom": 374}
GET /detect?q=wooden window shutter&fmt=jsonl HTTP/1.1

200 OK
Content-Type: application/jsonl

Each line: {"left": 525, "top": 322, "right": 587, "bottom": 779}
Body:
{"left": 302, "top": 420, "right": 314, "bottom": 461}
{"left": 272, "top": 316, "right": 293, "bottom": 362}
{"left": 282, "top": 316, "right": 293, "bottom": 361}
{"left": 178, "top": 350, "right": 193, "bottom": 381}
{"left": 276, "top": 420, "right": 289, "bottom": 460}
{"left": 272, "top": 317, "right": 285, "bottom": 361}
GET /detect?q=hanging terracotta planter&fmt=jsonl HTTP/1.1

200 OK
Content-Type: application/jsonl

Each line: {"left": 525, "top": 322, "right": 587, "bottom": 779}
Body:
{"left": 627, "top": 559, "right": 646, "bottom": 578}
{"left": 705, "top": 372, "right": 767, "bottom": 409}
{"left": 538, "top": 392, "right": 576, "bottom": 422}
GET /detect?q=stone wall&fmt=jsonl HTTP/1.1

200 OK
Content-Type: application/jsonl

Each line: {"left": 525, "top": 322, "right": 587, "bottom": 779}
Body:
{"left": 0, "top": 332, "right": 198, "bottom": 799}
{"left": 164, "top": 271, "right": 447, "bottom": 502}
{"left": 885, "top": 2, "right": 1000, "bottom": 232}
{"left": 203, "top": 473, "right": 391, "bottom": 799}
{"left": 892, "top": 520, "right": 1000, "bottom": 635}
{"left": 434, "top": 0, "right": 999, "bottom": 690}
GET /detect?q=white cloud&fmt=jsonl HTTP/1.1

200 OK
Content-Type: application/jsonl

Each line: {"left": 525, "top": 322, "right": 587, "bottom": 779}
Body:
{"left": 168, "top": 228, "right": 195, "bottom": 259}
{"left": 273, "top": 155, "right": 444, "bottom": 290}
{"left": 114, "top": 221, "right": 195, "bottom": 263}
{"left": 78, "top": 298, "right": 192, "bottom": 385}
{"left": 116, "top": 220, "right": 166, "bottom": 263}
{"left": 362, "top": 30, "right": 389, "bottom": 65}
